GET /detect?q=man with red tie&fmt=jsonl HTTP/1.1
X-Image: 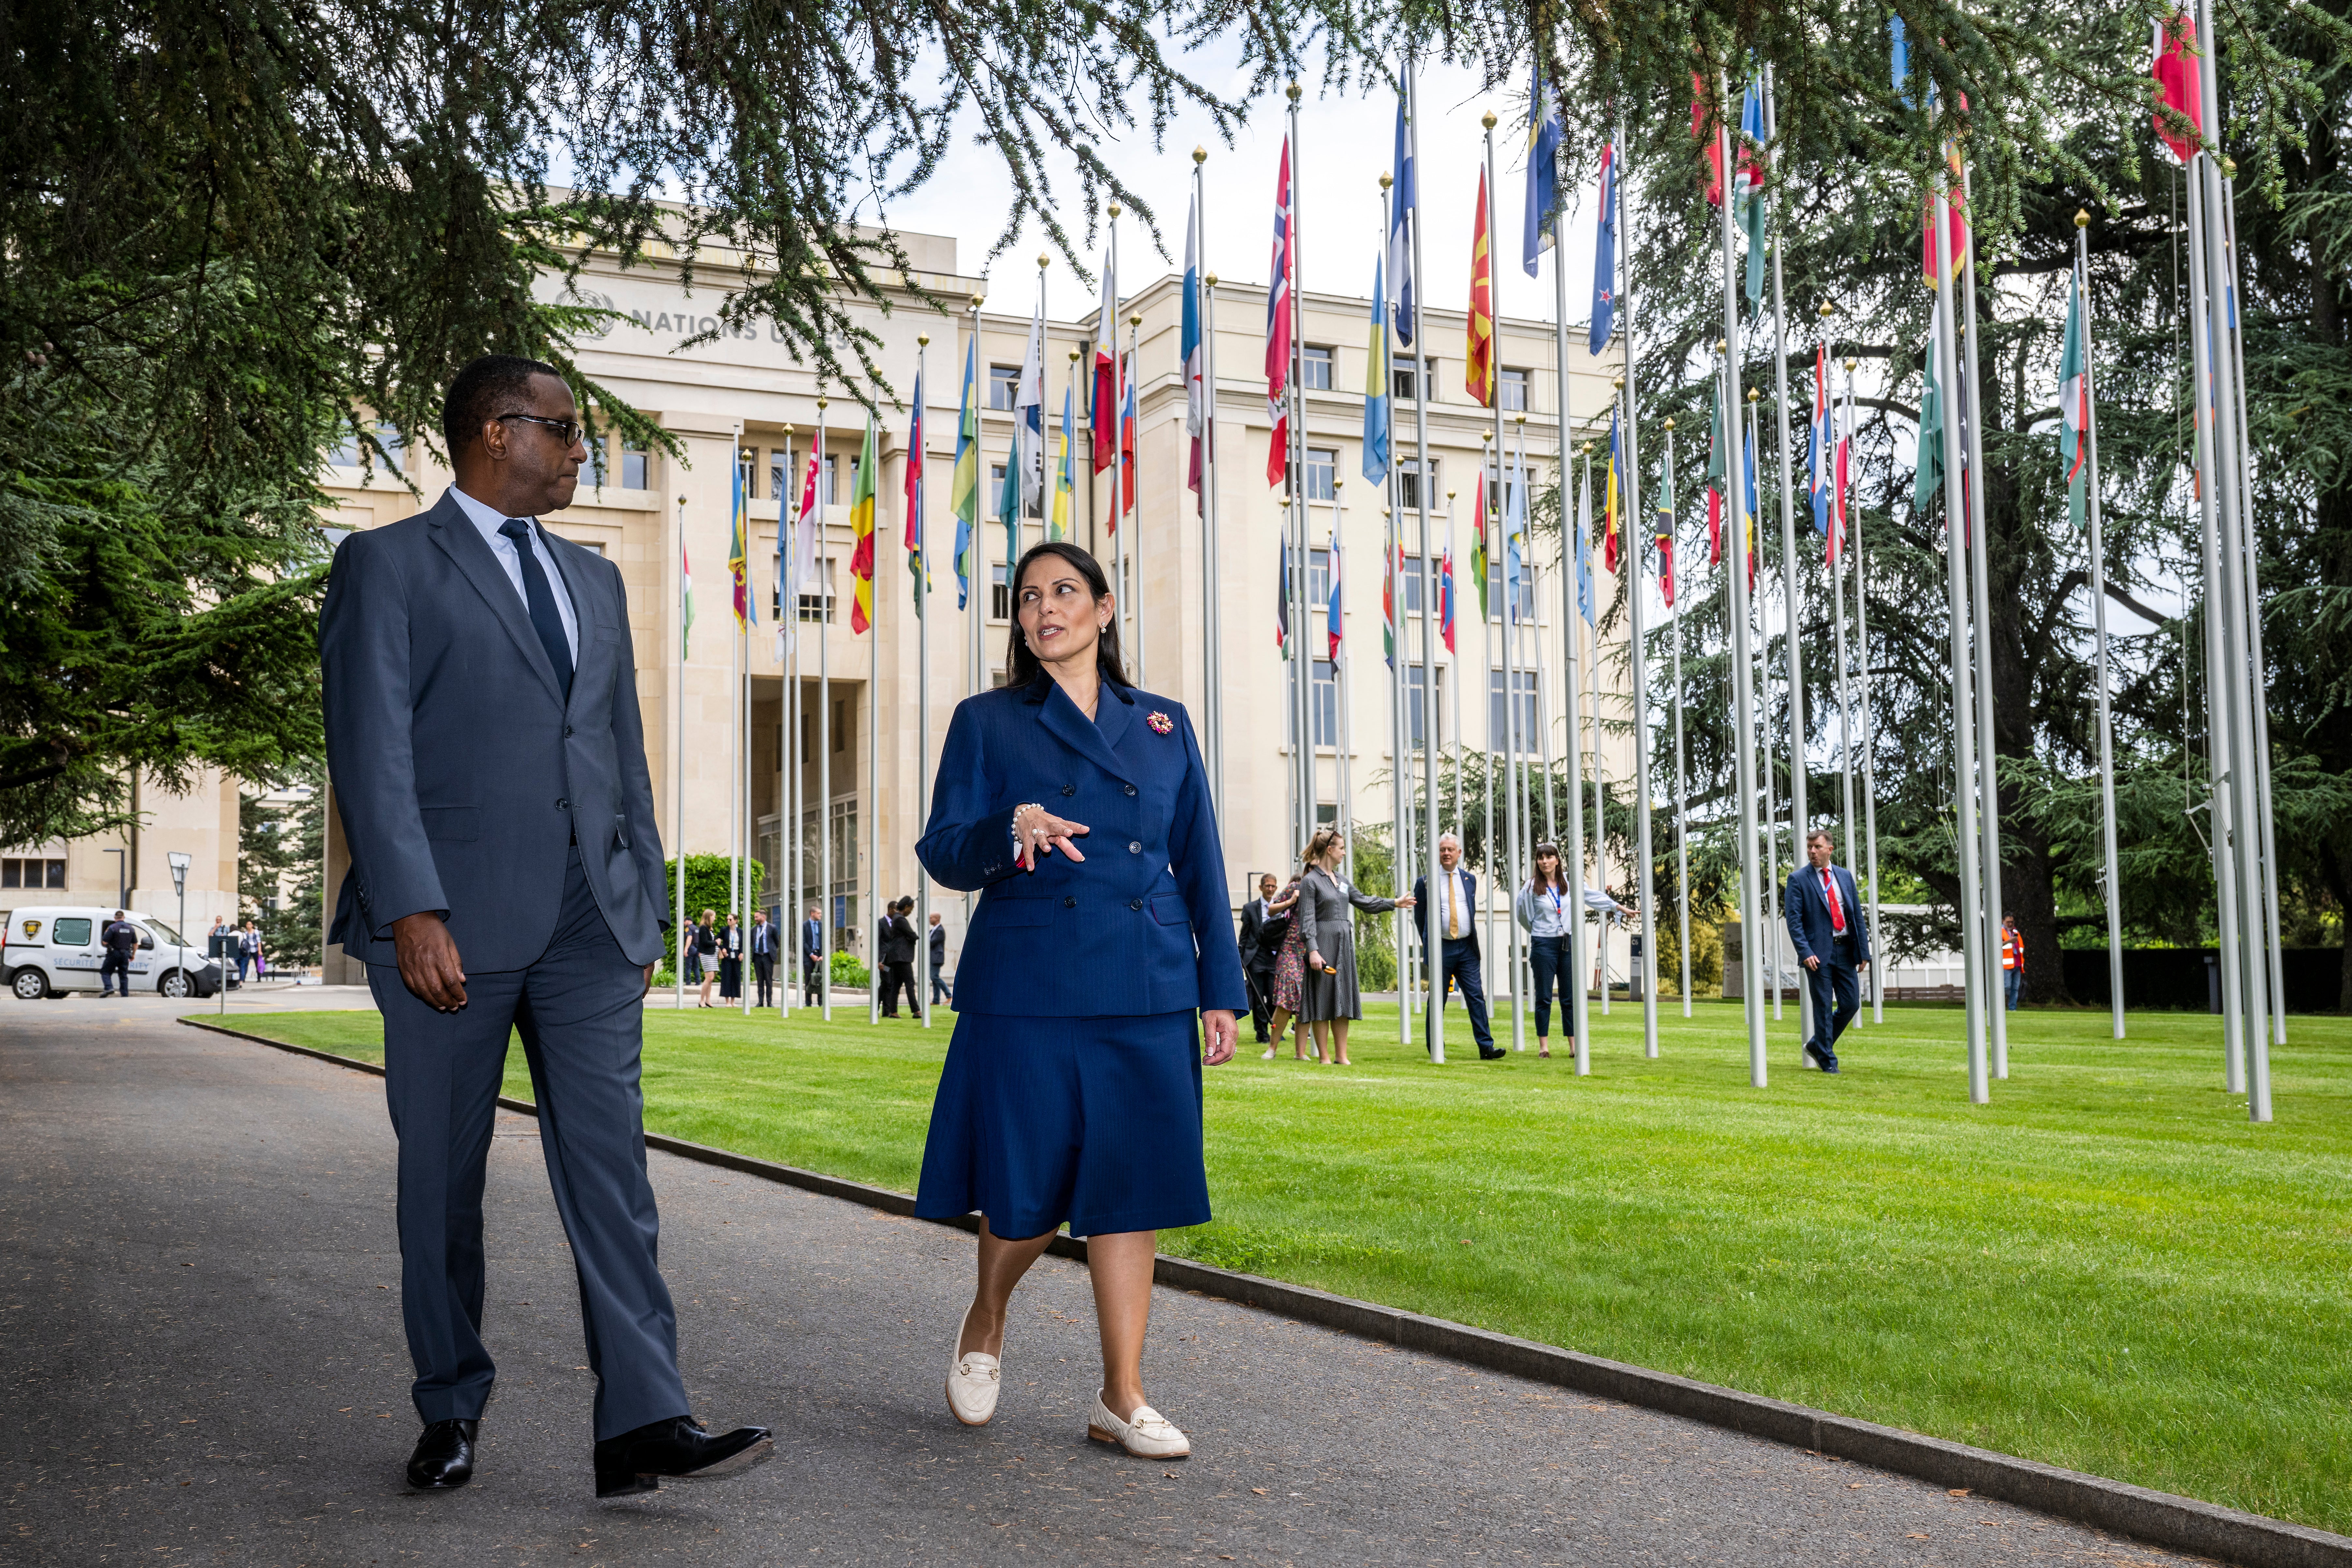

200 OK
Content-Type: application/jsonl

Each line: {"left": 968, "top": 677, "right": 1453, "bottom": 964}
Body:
{"left": 1784, "top": 829, "right": 1871, "bottom": 1074}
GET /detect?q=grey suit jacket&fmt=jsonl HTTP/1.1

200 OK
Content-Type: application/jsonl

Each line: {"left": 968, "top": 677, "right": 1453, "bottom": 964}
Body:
{"left": 320, "top": 490, "right": 667, "bottom": 970}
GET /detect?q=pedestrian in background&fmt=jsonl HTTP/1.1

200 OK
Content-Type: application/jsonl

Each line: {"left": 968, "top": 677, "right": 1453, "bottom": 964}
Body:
{"left": 99, "top": 910, "right": 138, "bottom": 997}
{"left": 2001, "top": 913, "right": 2024, "bottom": 1011}
{"left": 880, "top": 898, "right": 920, "bottom": 1019}
{"left": 244, "top": 920, "right": 267, "bottom": 981}
{"left": 749, "top": 909, "right": 776, "bottom": 1007}
{"left": 692, "top": 910, "right": 718, "bottom": 1007}
{"left": 1292, "top": 830, "right": 1412, "bottom": 1068}
{"left": 1413, "top": 834, "right": 1501, "bottom": 1060}
{"left": 928, "top": 912, "right": 953, "bottom": 1009}
{"left": 717, "top": 913, "right": 743, "bottom": 1002}
{"left": 1238, "top": 874, "right": 1282, "bottom": 1045}
{"left": 800, "top": 905, "right": 823, "bottom": 1005}
{"left": 1785, "top": 828, "right": 1871, "bottom": 1073}
{"left": 914, "top": 540, "right": 1242, "bottom": 1460}
{"left": 1513, "top": 842, "right": 1634, "bottom": 1060}
{"left": 1262, "top": 876, "right": 1307, "bottom": 1061}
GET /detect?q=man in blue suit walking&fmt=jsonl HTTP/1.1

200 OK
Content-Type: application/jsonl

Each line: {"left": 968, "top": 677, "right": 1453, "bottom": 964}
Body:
{"left": 322, "top": 355, "right": 768, "bottom": 1498}
{"left": 1784, "top": 829, "right": 1871, "bottom": 1074}
{"left": 1412, "top": 834, "right": 1503, "bottom": 1060}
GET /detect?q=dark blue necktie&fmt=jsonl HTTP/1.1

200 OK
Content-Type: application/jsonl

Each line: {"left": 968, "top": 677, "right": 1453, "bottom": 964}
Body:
{"left": 499, "top": 518, "right": 574, "bottom": 703}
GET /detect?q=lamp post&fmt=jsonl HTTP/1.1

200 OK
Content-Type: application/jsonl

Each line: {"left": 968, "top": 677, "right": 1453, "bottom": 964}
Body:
{"left": 167, "top": 851, "right": 190, "bottom": 1000}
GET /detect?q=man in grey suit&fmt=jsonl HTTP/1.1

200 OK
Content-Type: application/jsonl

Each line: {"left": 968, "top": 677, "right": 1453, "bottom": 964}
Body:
{"left": 321, "top": 355, "right": 768, "bottom": 1499}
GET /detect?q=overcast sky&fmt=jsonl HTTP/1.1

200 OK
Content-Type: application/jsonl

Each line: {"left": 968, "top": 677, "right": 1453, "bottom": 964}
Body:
{"left": 876, "top": 41, "right": 1605, "bottom": 332}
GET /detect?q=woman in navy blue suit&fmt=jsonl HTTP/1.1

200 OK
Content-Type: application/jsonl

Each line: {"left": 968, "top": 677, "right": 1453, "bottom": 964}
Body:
{"left": 915, "top": 541, "right": 1244, "bottom": 1460}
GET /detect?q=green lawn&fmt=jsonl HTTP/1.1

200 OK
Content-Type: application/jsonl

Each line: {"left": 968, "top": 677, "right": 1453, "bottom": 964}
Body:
{"left": 218, "top": 999, "right": 2352, "bottom": 1535}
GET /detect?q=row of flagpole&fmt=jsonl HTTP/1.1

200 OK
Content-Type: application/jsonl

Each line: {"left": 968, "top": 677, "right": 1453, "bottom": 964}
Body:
{"left": 660, "top": 25, "right": 2278, "bottom": 1117}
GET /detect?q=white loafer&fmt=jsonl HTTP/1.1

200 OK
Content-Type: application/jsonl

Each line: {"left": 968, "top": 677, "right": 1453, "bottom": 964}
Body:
{"left": 945, "top": 1307, "right": 1001, "bottom": 1427}
{"left": 1088, "top": 1391, "right": 1190, "bottom": 1458}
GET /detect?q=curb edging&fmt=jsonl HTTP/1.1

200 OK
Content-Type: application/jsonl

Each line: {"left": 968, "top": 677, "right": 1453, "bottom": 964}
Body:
{"left": 181, "top": 1014, "right": 2349, "bottom": 1567}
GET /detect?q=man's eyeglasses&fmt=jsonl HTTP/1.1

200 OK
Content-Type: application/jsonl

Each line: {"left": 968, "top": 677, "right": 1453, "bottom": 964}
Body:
{"left": 496, "top": 412, "right": 585, "bottom": 446}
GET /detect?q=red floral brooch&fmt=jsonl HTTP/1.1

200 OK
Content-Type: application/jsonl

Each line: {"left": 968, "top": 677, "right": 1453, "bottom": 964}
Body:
{"left": 1147, "top": 710, "right": 1174, "bottom": 734}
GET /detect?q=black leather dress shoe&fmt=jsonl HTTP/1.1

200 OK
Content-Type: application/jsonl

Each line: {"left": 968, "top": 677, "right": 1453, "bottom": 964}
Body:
{"left": 406, "top": 1418, "right": 477, "bottom": 1490}
{"left": 592, "top": 1415, "right": 772, "bottom": 1499}
{"left": 1480, "top": 1048, "right": 1508, "bottom": 1060}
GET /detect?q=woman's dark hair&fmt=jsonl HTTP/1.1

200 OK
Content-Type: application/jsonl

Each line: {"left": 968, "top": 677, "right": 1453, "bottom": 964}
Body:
{"left": 1527, "top": 842, "right": 1569, "bottom": 894}
{"left": 1005, "top": 540, "right": 1130, "bottom": 689}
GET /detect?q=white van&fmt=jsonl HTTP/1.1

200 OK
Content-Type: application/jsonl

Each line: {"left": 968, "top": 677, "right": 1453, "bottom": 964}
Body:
{"left": 1, "top": 907, "right": 223, "bottom": 999}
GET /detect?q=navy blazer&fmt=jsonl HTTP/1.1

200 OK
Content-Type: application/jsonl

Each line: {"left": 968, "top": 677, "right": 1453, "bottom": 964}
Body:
{"left": 916, "top": 674, "right": 1245, "bottom": 1018}
{"left": 1411, "top": 868, "right": 1482, "bottom": 958}
{"left": 320, "top": 490, "right": 667, "bottom": 970}
{"left": 1784, "top": 862, "right": 1872, "bottom": 968}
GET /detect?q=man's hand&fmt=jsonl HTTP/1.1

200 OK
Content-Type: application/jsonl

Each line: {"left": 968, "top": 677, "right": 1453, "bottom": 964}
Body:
{"left": 641, "top": 962, "right": 656, "bottom": 998}
{"left": 1858, "top": 960, "right": 1869, "bottom": 974}
{"left": 392, "top": 913, "right": 468, "bottom": 1011}
{"left": 1804, "top": 954, "right": 1821, "bottom": 972}
{"left": 1201, "top": 1009, "right": 1238, "bottom": 1067}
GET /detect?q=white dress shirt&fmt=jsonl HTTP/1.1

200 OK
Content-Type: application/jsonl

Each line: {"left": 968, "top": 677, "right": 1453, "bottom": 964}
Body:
{"left": 447, "top": 484, "right": 580, "bottom": 663}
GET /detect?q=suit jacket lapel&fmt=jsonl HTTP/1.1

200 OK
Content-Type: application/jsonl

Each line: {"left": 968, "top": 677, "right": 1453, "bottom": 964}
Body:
{"left": 426, "top": 494, "right": 566, "bottom": 707}
{"left": 1036, "top": 681, "right": 1136, "bottom": 785}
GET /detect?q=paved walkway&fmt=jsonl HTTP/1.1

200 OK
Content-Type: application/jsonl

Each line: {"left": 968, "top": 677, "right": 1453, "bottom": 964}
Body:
{"left": 1, "top": 1004, "right": 2187, "bottom": 1567}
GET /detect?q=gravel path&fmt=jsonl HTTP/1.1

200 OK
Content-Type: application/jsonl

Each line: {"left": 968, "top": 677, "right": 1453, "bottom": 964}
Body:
{"left": 0, "top": 1002, "right": 2194, "bottom": 1566}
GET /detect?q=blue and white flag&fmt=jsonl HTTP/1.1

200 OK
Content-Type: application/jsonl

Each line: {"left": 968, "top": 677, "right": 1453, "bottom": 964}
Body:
{"left": 1390, "top": 90, "right": 1416, "bottom": 346}
{"left": 1523, "top": 59, "right": 1565, "bottom": 277}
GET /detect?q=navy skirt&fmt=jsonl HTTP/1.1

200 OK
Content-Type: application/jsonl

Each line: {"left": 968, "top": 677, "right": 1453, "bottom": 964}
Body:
{"left": 914, "top": 1010, "right": 1209, "bottom": 1241}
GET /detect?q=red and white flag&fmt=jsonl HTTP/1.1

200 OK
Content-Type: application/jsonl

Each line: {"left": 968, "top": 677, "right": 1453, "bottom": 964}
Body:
{"left": 1264, "top": 134, "right": 1293, "bottom": 488}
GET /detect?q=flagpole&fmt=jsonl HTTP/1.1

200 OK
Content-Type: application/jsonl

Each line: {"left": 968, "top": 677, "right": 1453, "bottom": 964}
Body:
{"left": 1744, "top": 392, "right": 1782, "bottom": 1024}
{"left": 2179, "top": 109, "right": 2247, "bottom": 1095}
{"left": 817, "top": 396, "right": 832, "bottom": 1021}
{"left": 1822, "top": 305, "right": 1857, "bottom": 955}
{"left": 1286, "top": 82, "right": 1311, "bottom": 858}
{"left": 1929, "top": 134, "right": 1990, "bottom": 1104}
{"left": 739, "top": 435, "right": 753, "bottom": 1018}
{"left": 966, "top": 296, "right": 984, "bottom": 944}
{"left": 1406, "top": 56, "right": 1445, "bottom": 1063}
{"left": 1106, "top": 208, "right": 1128, "bottom": 665}
{"left": 2191, "top": 6, "right": 2270, "bottom": 1115}
{"left": 1128, "top": 309, "right": 1147, "bottom": 694}
{"left": 2059, "top": 217, "right": 2123, "bottom": 1042}
{"left": 1716, "top": 69, "right": 1767, "bottom": 1085}
{"left": 1481, "top": 471, "right": 1498, "bottom": 1032}
{"left": 2220, "top": 177, "right": 2286, "bottom": 1051}
{"left": 1590, "top": 505, "right": 1607, "bottom": 1018}
{"left": 785, "top": 423, "right": 804, "bottom": 1025}
{"left": 867, "top": 412, "right": 881, "bottom": 1028}
{"left": 1608, "top": 122, "right": 1659, "bottom": 1056}
{"left": 1202, "top": 256, "right": 1226, "bottom": 835}
{"left": 1845, "top": 358, "right": 1882, "bottom": 1023}
{"left": 1555, "top": 299, "right": 1589, "bottom": 1073}
{"left": 1664, "top": 420, "right": 1692, "bottom": 1019}
{"left": 1334, "top": 482, "right": 1353, "bottom": 834}
{"left": 1758, "top": 70, "right": 1814, "bottom": 1054}
{"left": 914, "top": 335, "right": 932, "bottom": 1028}
{"left": 1954, "top": 162, "right": 2007, "bottom": 1079}
{"left": 674, "top": 492, "right": 688, "bottom": 1013}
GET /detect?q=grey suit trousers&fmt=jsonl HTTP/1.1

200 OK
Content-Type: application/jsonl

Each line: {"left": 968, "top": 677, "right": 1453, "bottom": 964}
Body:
{"left": 368, "top": 845, "right": 689, "bottom": 1441}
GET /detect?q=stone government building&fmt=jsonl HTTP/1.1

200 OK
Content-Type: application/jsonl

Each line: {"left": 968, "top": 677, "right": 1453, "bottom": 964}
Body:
{"left": 13, "top": 219, "right": 1638, "bottom": 984}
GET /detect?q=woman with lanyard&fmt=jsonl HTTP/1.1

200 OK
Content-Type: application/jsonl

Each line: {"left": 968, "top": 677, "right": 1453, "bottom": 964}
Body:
{"left": 913, "top": 540, "right": 1244, "bottom": 1460}
{"left": 1513, "top": 842, "right": 1636, "bottom": 1060}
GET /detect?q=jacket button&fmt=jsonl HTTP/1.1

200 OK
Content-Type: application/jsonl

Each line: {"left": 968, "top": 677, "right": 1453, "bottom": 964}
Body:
{"left": 1128, "top": 841, "right": 1141, "bottom": 854}
{"left": 1130, "top": 899, "right": 1143, "bottom": 911}
{"left": 1063, "top": 896, "right": 1077, "bottom": 909}
{"left": 564, "top": 725, "right": 574, "bottom": 737}
{"left": 1124, "top": 784, "right": 1137, "bottom": 796}
{"left": 556, "top": 797, "right": 570, "bottom": 810}
{"left": 1061, "top": 784, "right": 1076, "bottom": 796}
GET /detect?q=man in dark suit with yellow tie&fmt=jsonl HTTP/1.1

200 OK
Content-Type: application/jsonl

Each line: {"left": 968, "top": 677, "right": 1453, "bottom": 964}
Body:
{"left": 322, "top": 354, "right": 768, "bottom": 1497}
{"left": 1784, "top": 829, "right": 1871, "bottom": 1074}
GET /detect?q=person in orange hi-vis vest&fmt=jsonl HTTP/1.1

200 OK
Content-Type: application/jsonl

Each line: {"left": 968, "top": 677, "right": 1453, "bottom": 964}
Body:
{"left": 2001, "top": 913, "right": 2025, "bottom": 1012}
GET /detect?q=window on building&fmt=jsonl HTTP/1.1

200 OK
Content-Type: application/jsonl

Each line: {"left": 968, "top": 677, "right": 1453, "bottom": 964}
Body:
{"left": 798, "top": 558, "right": 836, "bottom": 624}
{"left": 1301, "top": 446, "right": 1337, "bottom": 502}
{"left": 987, "top": 463, "right": 1039, "bottom": 519}
{"left": 770, "top": 450, "right": 790, "bottom": 503}
{"left": 737, "top": 445, "right": 758, "bottom": 500}
{"left": 824, "top": 453, "right": 841, "bottom": 504}
{"left": 1396, "top": 456, "right": 1437, "bottom": 512}
{"left": 1395, "top": 553, "right": 1430, "bottom": 616}
{"left": 990, "top": 562, "right": 1011, "bottom": 622}
{"left": 1392, "top": 362, "right": 1419, "bottom": 403}
{"left": 1403, "top": 665, "right": 1444, "bottom": 747}
{"left": 1489, "top": 668, "right": 1540, "bottom": 745}
{"left": 1486, "top": 555, "right": 1538, "bottom": 622}
{"left": 1311, "top": 659, "right": 1339, "bottom": 745}
{"left": 1301, "top": 345, "right": 1333, "bottom": 391}
{"left": 990, "top": 364, "right": 1021, "bottom": 411}
{"left": 0, "top": 857, "right": 66, "bottom": 890}
{"left": 833, "top": 698, "right": 847, "bottom": 753}
{"left": 1482, "top": 454, "right": 1522, "bottom": 518}
{"left": 621, "top": 440, "right": 650, "bottom": 490}
{"left": 1306, "top": 546, "right": 1332, "bottom": 609}
{"left": 1499, "top": 368, "right": 1529, "bottom": 413}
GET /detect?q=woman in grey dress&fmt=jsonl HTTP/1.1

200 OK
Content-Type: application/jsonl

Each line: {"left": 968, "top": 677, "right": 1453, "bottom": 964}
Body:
{"left": 1293, "top": 829, "right": 1415, "bottom": 1067}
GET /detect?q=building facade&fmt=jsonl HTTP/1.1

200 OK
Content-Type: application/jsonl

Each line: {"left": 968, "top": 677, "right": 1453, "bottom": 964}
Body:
{"left": 312, "top": 224, "right": 1637, "bottom": 982}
